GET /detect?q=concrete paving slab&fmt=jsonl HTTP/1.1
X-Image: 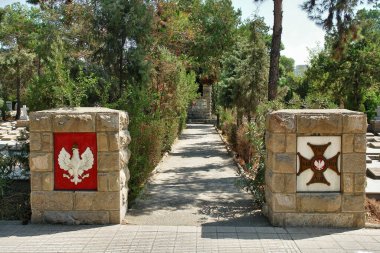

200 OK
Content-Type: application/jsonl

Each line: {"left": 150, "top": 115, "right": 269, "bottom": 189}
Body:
{"left": 0, "top": 223, "right": 379, "bottom": 252}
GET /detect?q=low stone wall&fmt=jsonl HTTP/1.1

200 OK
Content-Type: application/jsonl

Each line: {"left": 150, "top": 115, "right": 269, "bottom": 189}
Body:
{"left": 264, "top": 109, "right": 367, "bottom": 227}
{"left": 29, "top": 108, "right": 130, "bottom": 224}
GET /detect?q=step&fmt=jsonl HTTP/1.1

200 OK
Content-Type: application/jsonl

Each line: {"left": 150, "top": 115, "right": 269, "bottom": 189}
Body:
{"left": 366, "top": 147, "right": 380, "bottom": 155}
{"left": 367, "top": 167, "right": 380, "bottom": 179}
{"left": 367, "top": 137, "right": 375, "bottom": 142}
{"left": 369, "top": 142, "right": 380, "bottom": 149}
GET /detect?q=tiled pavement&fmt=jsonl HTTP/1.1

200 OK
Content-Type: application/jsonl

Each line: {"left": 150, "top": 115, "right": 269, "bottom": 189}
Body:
{"left": 1, "top": 224, "right": 380, "bottom": 253}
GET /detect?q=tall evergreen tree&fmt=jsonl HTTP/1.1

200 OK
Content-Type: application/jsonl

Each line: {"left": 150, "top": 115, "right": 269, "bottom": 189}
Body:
{"left": 0, "top": 4, "right": 38, "bottom": 119}
{"left": 254, "top": 0, "right": 283, "bottom": 101}
{"left": 93, "top": 0, "right": 153, "bottom": 100}
{"left": 218, "top": 19, "right": 270, "bottom": 123}
{"left": 303, "top": 6, "right": 380, "bottom": 111}
{"left": 302, "top": 0, "right": 376, "bottom": 57}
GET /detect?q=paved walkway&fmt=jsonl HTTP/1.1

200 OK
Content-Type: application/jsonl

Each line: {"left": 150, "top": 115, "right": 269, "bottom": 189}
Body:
{"left": 125, "top": 124, "right": 267, "bottom": 226}
{"left": 1, "top": 124, "right": 380, "bottom": 252}
{"left": 1, "top": 223, "right": 380, "bottom": 252}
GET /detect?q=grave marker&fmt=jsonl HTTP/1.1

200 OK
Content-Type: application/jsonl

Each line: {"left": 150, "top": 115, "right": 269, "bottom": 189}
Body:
{"left": 20, "top": 105, "right": 29, "bottom": 120}
{"left": 371, "top": 106, "right": 380, "bottom": 132}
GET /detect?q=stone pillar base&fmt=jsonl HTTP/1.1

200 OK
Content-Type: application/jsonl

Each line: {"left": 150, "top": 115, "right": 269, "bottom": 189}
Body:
{"left": 29, "top": 107, "right": 130, "bottom": 224}
{"left": 265, "top": 109, "right": 366, "bottom": 228}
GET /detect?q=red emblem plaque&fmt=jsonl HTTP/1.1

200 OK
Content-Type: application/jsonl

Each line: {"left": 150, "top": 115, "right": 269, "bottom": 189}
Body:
{"left": 54, "top": 133, "right": 97, "bottom": 190}
{"left": 297, "top": 142, "right": 340, "bottom": 186}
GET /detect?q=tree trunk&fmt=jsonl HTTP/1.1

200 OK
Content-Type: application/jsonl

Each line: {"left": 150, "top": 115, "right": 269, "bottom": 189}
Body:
{"left": 237, "top": 109, "right": 243, "bottom": 127}
{"left": 268, "top": 0, "right": 283, "bottom": 101}
{"left": 37, "top": 56, "right": 41, "bottom": 77}
{"left": 119, "top": 43, "right": 124, "bottom": 98}
{"left": 247, "top": 111, "right": 251, "bottom": 123}
{"left": 16, "top": 59, "right": 21, "bottom": 120}
{"left": 352, "top": 79, "right": 360, "bottom": 111}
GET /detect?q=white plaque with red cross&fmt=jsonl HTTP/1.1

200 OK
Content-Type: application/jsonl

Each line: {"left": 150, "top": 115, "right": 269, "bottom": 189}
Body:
{"left": 297, "top": 136, "right": 341, "bottom": 192}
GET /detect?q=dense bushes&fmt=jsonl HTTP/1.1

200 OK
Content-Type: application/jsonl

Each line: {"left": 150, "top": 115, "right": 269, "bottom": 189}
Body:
{"left": 0, "top": 1, "right": 239, "bottom": 209}
{"left": 113, "top": 48, "right": 198, "bottom": 203}
{"left": 218, "top": 101, "right": 281, "bottom": 207}
{"left": 0, "top": 1, "right": 198, "bottom": 206}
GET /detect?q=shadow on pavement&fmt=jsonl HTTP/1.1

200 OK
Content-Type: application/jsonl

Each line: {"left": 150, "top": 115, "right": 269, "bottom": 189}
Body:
{"left": 199, "top": 220, "right": 362, "bottom": 240}
{"left": 0, "top": 224, "right": 113, "bottom": 238}
{"left": 200, "top": 210, "right": 270, "bottom": 227}
{"left": 128, "top": 176, "right": 250, "bottom": 214}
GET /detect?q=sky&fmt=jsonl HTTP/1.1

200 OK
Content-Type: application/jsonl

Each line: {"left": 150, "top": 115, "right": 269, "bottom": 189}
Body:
{"left": 232, "top": 0, "right": 325, "bottom": 65}
{"left": 0, "top": 0, "right": 333, "bottom": 65}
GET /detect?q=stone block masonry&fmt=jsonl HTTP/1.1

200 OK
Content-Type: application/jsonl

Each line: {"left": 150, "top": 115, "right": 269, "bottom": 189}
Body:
{"left": 29, "top": 108, "right": 131, "bottom": 224}
{"left": 264, "top": 109, "right": 366, "bottom": 228}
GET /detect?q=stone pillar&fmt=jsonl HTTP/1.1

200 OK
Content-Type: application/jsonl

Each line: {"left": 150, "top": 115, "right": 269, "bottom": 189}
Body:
{"left": 29, "top": 108, "right": 130, "bottom": 224}
{"left": 264, "top": 109, "right": 367, "bottom": 227}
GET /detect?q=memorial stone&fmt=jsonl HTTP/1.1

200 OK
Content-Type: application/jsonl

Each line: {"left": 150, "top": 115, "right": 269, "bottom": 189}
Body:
{"left": 19, "top": 105, "right": 29, "bottom": 120}
{"left": 6, "top": 101, "right": 12, "bottom": 111}
{"left": 371, "top": 106, "right": 380, "bottom": 132}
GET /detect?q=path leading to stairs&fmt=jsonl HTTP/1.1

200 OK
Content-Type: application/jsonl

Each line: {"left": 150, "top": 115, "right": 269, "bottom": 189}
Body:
{"left": 125, "top": 124, "right": 269, "bottom": 226}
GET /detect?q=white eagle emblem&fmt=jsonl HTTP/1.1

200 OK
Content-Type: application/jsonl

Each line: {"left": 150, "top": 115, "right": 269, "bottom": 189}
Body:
{"left": 314, "top": 159, "right": 325, "bottom": 171}
{"left": 58, "top": 144, "right": 94, "bottom": 185}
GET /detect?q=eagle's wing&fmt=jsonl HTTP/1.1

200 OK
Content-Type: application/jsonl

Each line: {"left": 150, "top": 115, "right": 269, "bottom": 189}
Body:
{"left": 79, "top": 147, "right": 94, "bottom": 172}
{"left": 58, "top": 148, "right": 72, "bottom": 174}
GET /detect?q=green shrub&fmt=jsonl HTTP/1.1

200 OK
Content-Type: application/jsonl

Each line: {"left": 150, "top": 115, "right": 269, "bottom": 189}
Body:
{"left": 0, "top": 142, "right": 30, "bottom": 221}
{"left": 219, "top": 108, "right": 237, "bottom": 147}
{"left": 127, "top": 120, "right": 164, "bottom": 202}
{"left": 303, "top": 93, "right": 338, "bottom": 109}
{"left": 235, "top": 122, "right": 266, "bottom": 207}
{"left": 162, "top": 117, "right": 180, "bottom": 152}
{"left": 115, "top": 48, "right": 198, "bottom": 205}
{"left": 0, "top": 142, "right": 29, "bottom": 196}
{"left": 235, "top": 124, "right": 252, "bottom": 164}
{"left": 363, "top": 89, "right": 380, "bottom": 121}
{"left": 218, "top": 101, "right": 283, "bottom": 207}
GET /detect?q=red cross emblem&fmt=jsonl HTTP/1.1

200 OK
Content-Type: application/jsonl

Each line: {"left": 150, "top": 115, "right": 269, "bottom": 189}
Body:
{"left": 297, "top": 142, "right": 340, "bottom": 186}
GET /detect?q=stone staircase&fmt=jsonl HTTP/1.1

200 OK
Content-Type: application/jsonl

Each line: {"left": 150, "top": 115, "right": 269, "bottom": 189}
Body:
{"left": 0, "top": 121, "right": 28, "bottom": 149}
{"left": 187, "top": 98, "right": 215, "bottom": 124}
{"left": 366, "top": 131, "right": 380, "bottom": 199}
